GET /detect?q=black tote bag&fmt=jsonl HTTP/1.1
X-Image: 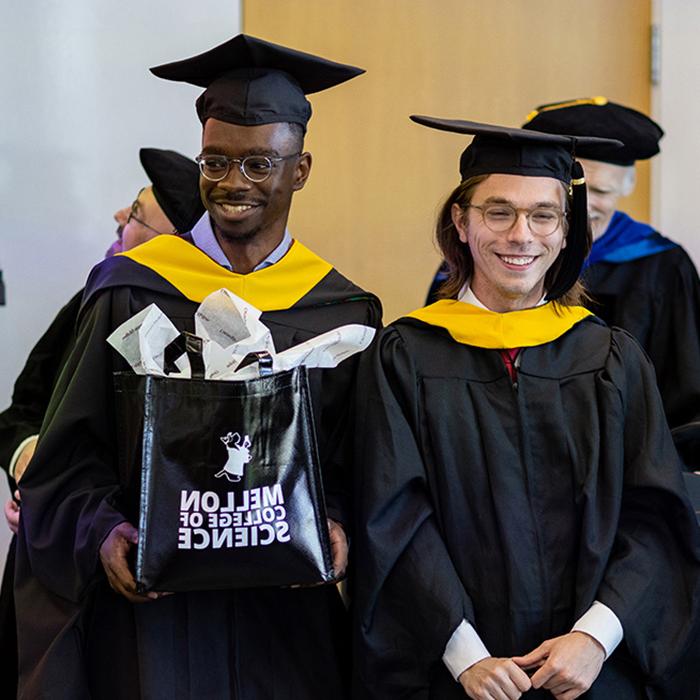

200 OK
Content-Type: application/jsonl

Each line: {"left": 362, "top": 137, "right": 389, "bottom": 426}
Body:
{"left": 113, "top": 355, "right": 335, "bottom": 593}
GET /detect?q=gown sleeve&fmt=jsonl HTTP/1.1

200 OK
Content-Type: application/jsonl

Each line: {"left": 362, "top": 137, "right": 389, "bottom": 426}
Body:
{"left": 0, "top": 290, "right": 82, "bottom": 483}
{"left": 315, "top": 296, "right": 383, "bottom": 530}
{"left": 596, "top": 329, "right": 700, "bottom": 692}
{"left": 640, "top": 248, "right": 700, "bottom": 470}
{"left": 18, "top": 290, "right": 130, "bottom": 603}
{"left": 353, "top": 326, "right": 476, "bottom": 697}
{"left": 646, "top": 250, "right": 700, "bottom": 470}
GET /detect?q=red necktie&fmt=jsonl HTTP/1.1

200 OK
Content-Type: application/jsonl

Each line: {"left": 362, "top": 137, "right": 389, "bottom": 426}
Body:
{"left": 499, "top": 348, "right": 521, "bottom": 383}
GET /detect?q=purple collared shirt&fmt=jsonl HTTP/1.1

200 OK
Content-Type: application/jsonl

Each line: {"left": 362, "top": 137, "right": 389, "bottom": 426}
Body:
{"left": 189, "top": 212, "right": 292, "bottom": 272}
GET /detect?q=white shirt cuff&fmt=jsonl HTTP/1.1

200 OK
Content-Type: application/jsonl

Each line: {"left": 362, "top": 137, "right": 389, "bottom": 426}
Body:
{"left": 442, "top": 619, "right": 491, "bottom": 681}
{"left": 571, "top": 600, "right": 624, "bottom": 659}
{"left": 8, "top": 434, "right": 39, "bottom": 479}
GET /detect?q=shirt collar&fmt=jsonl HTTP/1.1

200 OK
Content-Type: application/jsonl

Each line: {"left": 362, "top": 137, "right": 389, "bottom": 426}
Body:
{"left": 189, "top": 212, "right": 293, "bottom": 272}
{"left": 457, "top": 282, "right": 547, "bottom": 310}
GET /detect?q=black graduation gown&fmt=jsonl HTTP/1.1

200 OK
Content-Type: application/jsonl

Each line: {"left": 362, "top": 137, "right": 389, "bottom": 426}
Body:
{"left": 582, "top": 245, "right": 700, "bottom": 469}
{"left": 0, "top": 289, "right": 82, "bottom": 699}
{"left": 15, "top": 237, "right": 381, "bottom": 700}
{"left": 353, "top": 313, "right": 700, "bottom": 699}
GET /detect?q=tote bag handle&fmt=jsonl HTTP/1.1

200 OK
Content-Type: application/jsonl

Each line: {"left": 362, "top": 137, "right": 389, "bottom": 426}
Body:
{"left": 164, "top": 334, "right": 274, "bottom": 380}
{"left": 163, "top": 332, "right": 205, "bottom": 379}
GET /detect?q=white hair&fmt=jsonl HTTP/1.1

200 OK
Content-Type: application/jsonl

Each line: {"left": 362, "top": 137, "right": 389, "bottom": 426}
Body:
{"left": 620, "top": 165, "right": 637, "bottom": 196}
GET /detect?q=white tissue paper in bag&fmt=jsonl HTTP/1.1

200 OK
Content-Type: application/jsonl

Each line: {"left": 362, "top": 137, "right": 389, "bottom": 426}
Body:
{"left": 108, "top": 288, "right": 375, "bottom": 380}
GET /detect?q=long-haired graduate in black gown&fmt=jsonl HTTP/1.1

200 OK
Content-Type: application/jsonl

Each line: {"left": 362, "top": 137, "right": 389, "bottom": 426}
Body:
{"left": 353, "top": 117, "right": 700, "bottom": 699}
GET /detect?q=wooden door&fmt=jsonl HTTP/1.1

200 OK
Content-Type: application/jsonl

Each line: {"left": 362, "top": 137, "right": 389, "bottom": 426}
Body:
{"left": 244, "top": 0, "right": 652, "bottom": 320}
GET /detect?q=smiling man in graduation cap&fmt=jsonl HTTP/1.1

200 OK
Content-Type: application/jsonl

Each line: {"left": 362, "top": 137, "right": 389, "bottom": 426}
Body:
{"left": 521, "top": 98, "right": 700, "bottom": 471}
{"left": 353, "top": 117, "right": 700, "bottom": 699}
{"left": 16, "top": 35, "right": 380, "bottom": 700}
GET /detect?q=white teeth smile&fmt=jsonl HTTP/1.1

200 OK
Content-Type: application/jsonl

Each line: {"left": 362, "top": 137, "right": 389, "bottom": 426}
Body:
{"left": 500, "top": 255, "right": 535, "bottom": 266}
{"left": 218, "top": 203, "right": 256, "bottom": 214}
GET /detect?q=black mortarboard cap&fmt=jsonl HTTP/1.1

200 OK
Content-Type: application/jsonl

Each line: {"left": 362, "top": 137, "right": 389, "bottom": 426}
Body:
{"left": 150, "top": 34, "right": 364, "bottom": 132}
{"left": 522, "top": 97, "right": 663, "bottom": 165}
{"left": 410, "top": 115, "right": 620, "bottom": 182}
{"left": 139, "top": 148, "right": 204, "bottom": 234}
{"left": 410, "top": 115, "right": 623, "bottom": 300}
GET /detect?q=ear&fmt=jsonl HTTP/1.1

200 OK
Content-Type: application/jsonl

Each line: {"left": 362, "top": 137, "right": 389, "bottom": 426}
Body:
{"left": 451, "top": 203, "right": 469, "bottom": 243}
{"left": 292, "top": 152, "right": 312, "bottom": 191}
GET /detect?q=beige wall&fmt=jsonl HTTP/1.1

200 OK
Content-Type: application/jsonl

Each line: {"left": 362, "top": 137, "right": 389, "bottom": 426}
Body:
{"left": 652, "top": 0, "right": 700, "bottom": 266}
{"left": 244, "top": 0, "right": 652, "bottom": 321}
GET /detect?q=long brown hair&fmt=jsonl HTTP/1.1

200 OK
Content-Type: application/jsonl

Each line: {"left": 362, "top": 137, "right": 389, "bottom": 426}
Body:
{"left": 434, "top": 175, "right": 590, "bottom": 307}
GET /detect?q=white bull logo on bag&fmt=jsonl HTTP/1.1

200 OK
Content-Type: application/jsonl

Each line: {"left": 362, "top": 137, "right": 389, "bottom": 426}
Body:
{"left": 216, "top": 432, "right": 252, "bottom": 482}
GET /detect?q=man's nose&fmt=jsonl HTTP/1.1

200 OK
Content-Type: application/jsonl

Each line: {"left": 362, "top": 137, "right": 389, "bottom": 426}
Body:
{"left": 587, "top": 191, "right": 603, "bottom": 210}
{"left": 506, "top": 212, "right": 534, "bottom": 243}
{"left": 221, "top": 162, "right": 253, "bottom": 189}
{"left": 114, "top": 206, "right": 130, "bottom": 225}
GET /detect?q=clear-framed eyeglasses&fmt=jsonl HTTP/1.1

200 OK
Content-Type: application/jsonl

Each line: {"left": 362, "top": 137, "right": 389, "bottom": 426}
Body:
{"left": 195, "top": 153, "right": 301, "bottom": 183}
{"left": 465, "top": 203, "right": 567, "bottom": 237}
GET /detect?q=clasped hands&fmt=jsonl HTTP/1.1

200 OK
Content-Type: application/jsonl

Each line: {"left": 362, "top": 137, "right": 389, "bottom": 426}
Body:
{"left": 459, "top": 632, "right": 605, "bottom": 700}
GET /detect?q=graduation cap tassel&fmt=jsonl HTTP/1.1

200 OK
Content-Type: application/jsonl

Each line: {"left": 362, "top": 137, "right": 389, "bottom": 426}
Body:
{"left": 545, "top": 160, "right": 590, "bottom": 301}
